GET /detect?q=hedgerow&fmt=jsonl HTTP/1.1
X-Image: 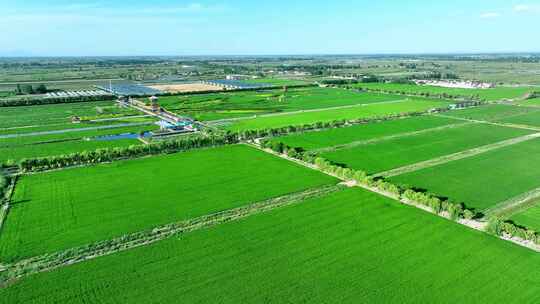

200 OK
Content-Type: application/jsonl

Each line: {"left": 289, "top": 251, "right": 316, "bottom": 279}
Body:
{"left": 487, "top": 217, "right": 539, "bottom": 245}
{"left": 18, "top": 133, "right": 240, "bottom": 172}
{"left": 262, "top": 140, "right": 480, "bottom": 222}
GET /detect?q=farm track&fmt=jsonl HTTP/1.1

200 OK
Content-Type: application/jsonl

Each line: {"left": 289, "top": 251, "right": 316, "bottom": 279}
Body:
{"left": 484, "top": 187, "right": 540, "bottom": 218}
{"left": 375, "top": 133, "right": 540, "bottom": 178}
{"left": 0, "top": 122, "right": 153, "bottom": 139}
{"left": 311, "top": 122, "right": 475, "bottom": 153}
{"left": 0, "top": 177, "right": 17, "bottom": 236}
{"left": 0, "top": 184, "right": 343, "bottom": 286}
{"left": 207, "top": 99, "right": 408, "bottom": 124}
{"left": 435, "top": 113, "right": 540, "bottom": 132}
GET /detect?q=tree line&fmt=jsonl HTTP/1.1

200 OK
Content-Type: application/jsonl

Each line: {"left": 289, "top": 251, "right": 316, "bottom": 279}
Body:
{"left": 15, "top": 84, "right": 48, "bottom": 95}
{"left": 487, "top": 218, "right": 539, "bottom": 246}
{"left": 262, "top": 140, "right": 480, "bottom": 221}
{"left": 18, "top": 133, "right": 240, "bottom": 172}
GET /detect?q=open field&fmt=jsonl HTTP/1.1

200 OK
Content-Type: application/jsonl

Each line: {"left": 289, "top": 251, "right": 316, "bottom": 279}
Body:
{"left": 158, "top": 87, "right": 405, "bottom": 121}
{"left": 0, "top": 101, "right": 137, "bottom": 129}
{"left": 0, "top": 124, "right": 159, "bottom": 163}
{"left": 0, "top": 139, "right": 138, "bottom": 164}
{"left": 226, "top": 98, "right": 450, "bottom": 131}
{"left": 0, "top": 116, "right": 155, "bottom": 137}
{"left": 353, "top": 83, "right": 533, "bottom": 101}
{"left": 270, "top": 115, "right": 464, "bottom": 151}
{"left": 1, "top": 188, "right": 539, "bottom": 303}
{"left": 511, "top": 201, "right": 540, "bottom": 231}
{"left": 244, "top": 78, "right": 310, "bottom": 86}
{"left": 391, "top": 138, "right": 540, "bottom": 212}
{"left": 322, "top": 123, "right": 533, "bottom": 174}
{"left": 0, "top": 145, "right": 336, "bottom": 262}
{"left": 498, "top": 110, "right": 540, "bottom": 127}
{"left": 148, "top": 83, "right": 223, "bottom": 93}
{"left": 442, "top": 104, "right": 540, "bottom": 122}
{"left": 517, "top": 98, "right": 540, "bottom": 107}
{"left": 0, "top": 124, "right": 157, "bottom": 145}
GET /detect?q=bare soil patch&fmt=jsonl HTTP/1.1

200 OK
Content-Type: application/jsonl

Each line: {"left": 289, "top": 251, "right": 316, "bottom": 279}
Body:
{"left": 149, "top": 83, "right": 223, "bottom": 93}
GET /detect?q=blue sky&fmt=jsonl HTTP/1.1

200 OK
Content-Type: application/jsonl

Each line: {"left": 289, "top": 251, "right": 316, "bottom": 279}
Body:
{"left": 1, "top": 0, "right": 539, "bottom": 56}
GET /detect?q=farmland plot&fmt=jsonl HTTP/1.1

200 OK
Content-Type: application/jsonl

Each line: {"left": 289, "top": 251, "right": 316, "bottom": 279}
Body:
{"left": 518, "top": 98, "right": 540, "bottom": 107}
{"left": 321, "top": 123, "right": 533, "bottom": 174}
{"left": 390, "top": 138, "right": 540, "bottom": 211}
{"left": 0, "top": 145, "right": 336, "bottom": 262}
{"left": 0, "top": 101, "right": 136, "bottom": 129}
{"left": 226, "top": 98, "right": 450, "bottom": 131}
{"left": 510, "top": 201, "right": 540, "bottom": 231}
{"left": 1, "top": 188, "right": 539, "bottom": 303}
{"left": 0, "top": 124, "right": 158, "bottom": 163}
{"left": 270, "top": 115, "right": 463, "bottom": 151}
{"left": 159, "top": 87, "right": 403, "bottom": 121}
{"left": 0, "top": 139, "right": 139, "bottom": 164}
{"left": 354, "top": 83, "right": 533, "bottom": 101}
{"left": 497, "top": 110, "right": 540, "bottom": 127}
{"left": 441, "top": 104, "right": 540, "bottom": 122}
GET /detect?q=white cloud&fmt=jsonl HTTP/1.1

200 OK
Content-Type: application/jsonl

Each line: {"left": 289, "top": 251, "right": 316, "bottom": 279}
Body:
{"left": 480, "top": 12, "right": 501, "bottom": 18}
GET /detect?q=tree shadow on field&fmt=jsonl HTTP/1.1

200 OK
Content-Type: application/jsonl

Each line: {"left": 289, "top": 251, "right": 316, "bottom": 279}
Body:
{"left": 9, "top": 199, "right": 31, "bottom": 207}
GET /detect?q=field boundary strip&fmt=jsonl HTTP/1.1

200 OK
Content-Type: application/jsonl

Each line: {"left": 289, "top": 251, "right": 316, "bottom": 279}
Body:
{"left": 376, "top": 133, "right": 540, "bottom": 178}
{"left": 207, "top": 98, "right": 409, "bottom": 124}
{"left": 0, "top": 176, "right": 17, "bottom": 243}
{"left": 0, "top": 184, "right": 343, "bottom": 286}
{"left": 435, "top": 113, "right": 540, "bottom": 132}
{"left": 484, "top": 186, "right": 540, "bottom": 218}
{"left": 311, "top": 122, "right": 476, "bottom": 153}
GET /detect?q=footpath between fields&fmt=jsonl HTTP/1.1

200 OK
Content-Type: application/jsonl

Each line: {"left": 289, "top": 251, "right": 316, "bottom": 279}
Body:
{"left": 484, "top": 186, "right": 540, "bottom": 218}
{"left": 312, "top": 122, "right": 475, "bottom": 154}
{"left": 207, "top": 99, "right": 408, "bottom": 125}
{"left": 435, "top": 113, "right": 540, "bottom": 132}
{"left": 375, "top": 132, "right": 540, "bottom": 178}
{"left": 0, "top": 184, "right": 343, "bottom": 287}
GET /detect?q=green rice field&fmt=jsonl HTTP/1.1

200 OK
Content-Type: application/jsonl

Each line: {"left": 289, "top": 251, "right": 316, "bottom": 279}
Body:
{"left": 159, "top": 87, "right": 404, "bottom": 121}
{"left": 517, "top": 98, "right": 540, "bottom": 107}
{"left": 391, "top": 138, "right": 540, "bottom": 212}
{"left": 0, "top": 101, "right": 136, "bottom": 129}
{"left": 1, "top": 188, "right": 539, "bottom": 303}
{"left": 270, "top": 115, "right": 464, "bottom": 151}
{"left": 244, "top": 78, "right": 309, "bottom": 86}
{"left": 226, "top": 98, "right": 450, "bottom": 131}
{"left": 0, "top": 145, "right": 336, "bottom": 262}
{"left": 0, "top": 138, "right": 138, "bottom": 163}
{"left": 354, "top": 83, "right": 533, "bottom": 101}
{"left": 511, "top": 203, "right": 540, "bottom": 231}
{"left": 441, "top": 104, "right": 540, "bottom": 122}
{"left": 0, "top": 124, "right": 159, "bottom": 163}
{"left": 321, "top": 123, "right": 533, "bottom": 174}
{"left": 498, "top": 110, "right": 540, "bottom": 127}
{"left": 0, "top": 124, "right": 157, "bottom": 146}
